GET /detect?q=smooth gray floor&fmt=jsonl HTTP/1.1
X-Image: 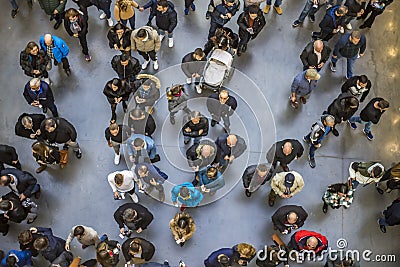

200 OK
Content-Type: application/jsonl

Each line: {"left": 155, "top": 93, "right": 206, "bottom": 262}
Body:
{"left": 0, "top": 0, "right": 399, "bottom": 266}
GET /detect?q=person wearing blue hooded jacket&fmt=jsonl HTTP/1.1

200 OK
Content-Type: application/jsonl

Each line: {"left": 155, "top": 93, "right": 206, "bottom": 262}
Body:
{"left": 197, "top": 166, "right": 225, "bottom": 195}
{"left": 313, "top": 5, "right": 347, "bottom": 41}
{"left": 126, "top": 134, "right": 160, "bottom": 164}
{"left": 208, "top": 0, "right": 240, "bottom": 40}
{"left": 39, "top": 34, "right": 71, "bottom": 76}
{"left": 171, "top": 182, "right": 203, "bottom": 211}
{"left": 1, "top": 249, "right": 32, "bottom": 267}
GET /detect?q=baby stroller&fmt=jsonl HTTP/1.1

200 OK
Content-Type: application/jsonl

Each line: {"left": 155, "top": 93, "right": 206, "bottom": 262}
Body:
{"left": 197, "top": 49, "right": 234, "bottom": 93}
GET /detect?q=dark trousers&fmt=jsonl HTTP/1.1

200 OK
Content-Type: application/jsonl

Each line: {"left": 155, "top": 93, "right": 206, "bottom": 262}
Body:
{"left": 208, "top": 21, "right": 223, "bottom": 40}
{"left": 120, "top": 14, "right": 135, "bottom": 29}
{"left": 44, "top": 102, "right": 59, "bottom": 117}
{"left": 53, "top": 12, "right": 65, "bottom": 25}
{"left": 184, "top": 0, "right": 194, "bottom": 8}
{"left": 360, "top": 5, "right": 384, "bottom": 27}
{"left": 0, "top": 161, "right": 22, "bottom": 171}
{"left": 54, "top": 57, "right": 70, "bottom": 70}
{"left": 239, "top": 32, "right": 252, "bottom": 48}
{"left": 79, "top": 0, "right": 112, "bottom": 19}
{"left": 0, "top": 215, "right": 9, "bottom": 235}
{"left": 138, "top": 50, "right": 157, "bottom": 61}
{"left": 78, "top": 33, "right": 89, "bottom": 55}
{"left": 305, "top": 133, "right": 318, "bottom": 159}
{"left": 110, "top": 101, "right": 127, "bottom": 122}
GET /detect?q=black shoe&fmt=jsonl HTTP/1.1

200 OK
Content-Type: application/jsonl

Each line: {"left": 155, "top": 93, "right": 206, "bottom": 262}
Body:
{"left": 63, "top": 144, "right": 69, "bottom": 150}
{"left": 322, "top": 203, "right": 328, "bottom": 213}
{"left": 74, "top": 149, "right": 82, "bottom": 159}
{"left": 359, "top": 24, "right": 369, "bottom": 29}
{"left": 65, "top": 68, "right": 71, "bottom": 76}
{"left": 151, "top": 154, "right": 160, "bottom": 163}
{"left": 303, "top": 135, "right": 310, "bottom": 144}
{"left": 54, "top": 21, "right": 62, "bottom": 29}
{"left": 237, "top": 49, "right": 242, "bottom": 56}
{"left": 281, "top": 165, "right": 289, "bottom": 172}
{"left": 34, "top": 188, "right": 41, "bottom": 199}
{"left": 42, "top": 107, "right": 48, "bottom": 113}
{"left": 309, "top": 15, "right": 315, "bottom": 23}
{"left": 27, "top": 217, "right": 37, "bottom": 224}
{"left": 242, "top": 44, "right": 247, "bottom": 53}
{"left": 245, "top": 189, "right": 251, "bottom": 197}
{"left": 379, "top": 224, "right": 386, "bottom": 233}
{"left": 2, "top": 227, "right": 9, "bottom": 236}
{"left": 146, "top": 21, "right": 152, "bottom": 26}
{"left": 332, "top": 128, "right": 339, "bottom": 136}
{"left": 268, "top": 198, "right": 275, "bottom": 207}
{"left": 11, "top": 8, "right": 19, "bottom": 18}
{"left": 54, "top": 60, "right": 58, "bottom": 66}
{"left": 211, "top": 120, "right": 218, "bottom": 127}
{"left": 376, "top": 187, "right": 384, "bottom": 195}
{"left": 27, "top": 0, "right": 33, "bottom": 8}
{"left": 184, "top": 139, "right": 190, "bottom": 145}
{"left": 309, "top": 156, "right": 316, "bottom": 168}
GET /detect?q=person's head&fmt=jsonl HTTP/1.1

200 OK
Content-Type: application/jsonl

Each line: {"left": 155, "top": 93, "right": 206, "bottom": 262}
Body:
{"left": 306, "top": 236, "right": 318, "bottom": 250}
{"left": 97, "top": 249, "right": 112, "bottom": 263}
{"left": 287, "top": 211, "right": 298, "bottom": 224}
{"left": 179, "top": 186, "right": 190, "bottom": 199}
{"left": 219, "top": 90, "right": 230, "bottom": 104}
{"left": 201, "top": 144, "right": 212, "bottom": 158}
{"left": 6, "top": 255, "right": 17, "bottom": 267}
{"left": 237, "top": 243, "right": 256, "bottom": 258}
{"left": 371, "top": 165, "right": 383, "bottom": 178}
{"left": 111, "top": 78, "right": 122, "bottom": 91}
{"left": 44, "top": 118, "right": 57, "bottom": 133}
{"left": 133, "top": 138, "right": 145, "bottom": 150}
{"left": 177, "top": 218, "right": 188, "bottom": 229}
{"left": 129, "top": 239, "right": 142, "bottom": 253}
{"left": 109, "top": 123, "right": 120, "bottom": 137}
{"left": 65, "top": 8, "right": 79, "bottom": 22}
{"left": 256, "top": 164, "right": 268, "bottom": 177}
{"left": 377, "top": 100, "right": 389, "bottom": 111}
{"left": 305, "top": 69, "right": 321, "bottom": 81}
{"left": 73, "top": 225, "right": 85, "bottom": 238}
{"left": 335, "top": 6, "right": 348, "bottom": 17}
{"left": 29, "top": 77, "right": 41, "bottom": 91}
{"left": 357, "top": 75, "right": 368, "bottom": 88}
{"left": 248, "top": 5, "right": 260, "bottom": 19}
{"left": 114, "top": 173, "right": 124, "bottom": 186}
{"left": 170, "top": 84, "right": 183, "bottom": 95}
{"left": 130, "top": 109, "right": 146, "bottom": 120}
{"left": 120, "top": 54, "right": 130, "bottom": 67}
{"left": 136, "top": 28, "right": 148, "bottom": 41}
{"left": 206, "top": 167, "right": 218, "bottom": 179}
{"left": 22, "top": 115, "right": 33, "bottom": 130}
{"left": 193, "top": 48, "right": 205, "bottom": 60}
{"left": 32, "top": 141, "right": 49, "bottom": 156}
{"left": 226, "top": 134, "right": 238, "bottom": 148}
{"left": 33, "top": 236, "right": 49, "bottom": 251}
{"left": 25, "top": 41, "right": 39, "bottom": 56}
{"left": 137, "top": 164, "right": 149, "bottom": 177}
{"left": 217, "top": 254, "right": 230, "bottom": 267}
{"left": 0, "top": 200, "right": 12, "bottom": 212}
{"left": 328, "top": 183, "right": 348, "bottom": 197}
{"left": 323, "top": 115, "right": 335, "bottom": 127}
{"left": 313, "top": 40, "right": 324, "bottom": 53}
{"left": 217, "top": 36, "right": 229, "bottom": 50}
{"left": 18, "top": 230, "right": 33, "bottom": 245}
{"left": 282, "top": 142, "right": 293, "bottom": 156}
{"left": 345, "top": 97, "right": 359, "bottom": 109}
{"left": 157, "top": 0, "right": 169, "bottom": 12}
{"left": 44, "top": 34, "right": 53, "bottom": 46}
{"left": 114, "top": 22, "right": 127, "bottom": 35}
{"left": 224, "top": 0, "right": 235, "bottom": 7}
{"left": 349, "top": 31, "right": 361, "bottom": 45}
{"left": 123, "top": 208, "right": 137, "bottom": 222}
{"left": 0, "top": 175, "right": 12, "bottom": 187}
{"left": 189, "top": 111, "right": 202, "bottom": 124}
{"left": 142, "top": 79, "right": 155, "bottom": 91}
{"left": 284, "top": 173, "right": 295, "bottom": 188}
{"left": 117, "top": 0, "right": 130, "bottom": 10}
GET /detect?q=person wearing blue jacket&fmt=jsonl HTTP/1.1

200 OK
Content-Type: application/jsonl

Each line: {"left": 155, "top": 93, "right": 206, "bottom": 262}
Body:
{"left": 204, "top": 248, "right": 234, "bottom": 267}
{"left": 23, "top": 78, "right": 58, "bottom": 117}
{"left": 1, "top": 249, "right": 32, "bottom": 267}
{"left": 197, "top": 166, "right": 225, "bottom": 194}
{"left": 31, "top": 227, "right": 67, "bottom": 264}
{"left": 139, "top": 0, "right": 158, "bottom": 26}
{"left": 171, "top": 182, "right": 203, "bottom": 211}
{"left": 313, "top": 5, "right": 347, "bottom": 41}
{"left": 208, "top": 0, "right": 240, "bottom": 39}
{"left": 126, "top": 134, "right": 160, "bottom": 164}
{"left": 39, "top": 34, "right": 71, "bottom": 76}
{"left": 155, "top": 0, "right": 177, "bottom": 48}
{"left": 290, "top": 69, "right": 320, "bottom": 109}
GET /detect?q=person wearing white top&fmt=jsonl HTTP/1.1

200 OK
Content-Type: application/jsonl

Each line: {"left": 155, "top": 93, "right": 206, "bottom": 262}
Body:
{"left": 107, "top": 170, "right": 139, "bottom": 203}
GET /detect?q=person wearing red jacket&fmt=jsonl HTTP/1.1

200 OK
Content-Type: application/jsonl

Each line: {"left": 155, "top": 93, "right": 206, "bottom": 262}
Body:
{"left": 288, "top": 230, "right": 328, "bottom": 256}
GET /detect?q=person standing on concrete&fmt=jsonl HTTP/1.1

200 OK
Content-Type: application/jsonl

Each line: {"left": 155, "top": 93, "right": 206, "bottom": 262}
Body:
{"left": 105, "top": 123, "right": 130, "bottom": 165}
{"left": 290, "top": 69, "right": 320, "bottom": 109}
{"left": 266, "top": 139, "right": 304, "bottom": 172}
{"left": 72, "top": 0, "right": 114, "bottom": 27}
{"left": 359, "top": 0, "right": 393, "bottom": 29}
{"left": 64, "top": 8, "right": 91, "bottom": 62}
{"left": 103, "top": 78, "right": 133, "bottom": 123}
{"left": 347, "top": 161, "right": 384, "bottom": 189}
{"left": 299, "top": 40, "right": 331, "bottom": 72}
{"left": 107, "top": 169, "right": 139, "bottom": 202}
{"left": 15, "top": 113, "right": 45, "bottom": 140}
{"left": 268, "top": 171, "right": 304, "bottom": 207}
{"left": 242, "top": 163, "right": 270, "bottom": 197}
{"left": 171, "top": 182, "right": 203, "bottom": 211}
{"left": 313, "top": 6, "right": 347, "bottom": 41}
{"left": 38, "top": 0, "right": 67, "bottom": 29}
{"left": 114, "top": 203, "right": 154, "bottom": 236}
{"left": 166, "top": 84, "right": 191, "bottom": 125}
{"left": 122, "top": 237, "right": 155, "bottom": 265}
{"left": 65, "top": 225, "right": 100, "bottom": 251}
{"left": 182, "top": 111, "right": 209, "bottom": 145}
{"left": 378, "top": 197, "right": 400, "bottom": 233}
{"left": 39, "top": 34, "right": 71, "bottom": 76}
{"left": 340, "top": 75, "right": 371, "bottom": 102}
{"left": 322, "top": 183, "right": 354, "bottom": 213}
{"left": 292, "top": 0, "right": 327, "bottom": 27}
{"left": 0, "top": 145, "right": 22, "bottom": 171}
{"left": 207, "top": 90, "right": 237, "bottom": 132}
{"left": 0, "top": 168, "right": 41, "bottom": 200}
{"left": 214, "top": 133, "right": 247, "bottom": 167}
{"left": 208, "top": 0, "right": 240, "bottom": 40}
{"left": 155, "top": 0, "right": 178, "bottom": 48}
{"left": 23, "top": 78, "right": 58, "bottom": 117}
{"left": 272, "top": 205, "right": 308, "bottom": 235}
{"left": 20, "top": 41, "right": 50, "bottom": 84}
{"left": 181, "top": 48, "right": 206, "bottom": 85}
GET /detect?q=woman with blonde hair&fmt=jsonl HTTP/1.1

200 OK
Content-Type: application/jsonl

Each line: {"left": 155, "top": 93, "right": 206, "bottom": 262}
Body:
{"left": 31, "top": 141, "right": 61, "bottom": 173}
{"left": 114, "top": 0, "right": 140, "bottom": 29}
{"left": 233, "top": 243, "right": 257, "bottom": 266}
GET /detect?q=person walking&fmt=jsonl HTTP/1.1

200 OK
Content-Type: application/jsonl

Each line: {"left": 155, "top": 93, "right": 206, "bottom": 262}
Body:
{"left": 105, "top": 123, "right": 130, "bottom": 165}
{"left": 20, "top": 41, "right": 50, "bottom": 84}
{"left": 290, "top": 69, "right": 320, "bottom": 109}
{"left": 268, "top": 171, "right": 304, "bottom": 207}
{"left": 122, "top": 237, "right": 155, "bottom": 265}
{"left": 114, "top": 0, "right": 139, "bottom": 29}
{"left": 107, "top": 169, "right": 139, "bottom": 202}
{"left": 348, "top": 161, "right": 384, "bottom": 189}
{"left": 266, "top": 139, "right": 304, "bottom": 172}
{"left": 208, "top": 0, "right": 240, "bottom": 40}
{"left": 64, "top": 8, "right": 91, "bottom": 62}
{"left": 241, "top": 163, "right": 271, "bottom": 197}
{"left": 325, "top": 91, "right": 359, "bottom": 131}
{"left": 207, "top": 90, "right": 237, "bottom": 132}
{"left": 38, "top": 0, "right": 67, "bottom": 29}
{"left": 359, "top": 0, "right": 393, "bottom": 29}
{"left": 103, "top": 78, "right": 132, "bottom": 122}
{"left": 322, "top": 183, "right": 354, "bottom": 213}
{"left": 166, "top": 84, "right": 191, "bottom": 125}
{"left": 292, "top": 0, "right": 327, "bottom": 27}
{"left": 9, "top": 0, "right": 33, "bottom": 18}
{"left": 72, "top": 0, "right": 114, "bottom": 26}
{"left": 169, "top": 212, "right": 196, "bottom": 247}
{"left": 155, "top": 0, "right": 178, "bottom": 48}
{"left": 313, "top": 5, "right": 347, "bottom": 41}
{"left": 263, "top": 0, "right": 284, "bottom": 15}
{"left": 39, "top": 34, "right": 71, "bottom": 76}
{"left": 23, "top": 78, "right": 58, "bottom": 117}
{"left": 131, "top": 26, "right": 161, "bottom": 70}
{"left": 340, "top": 75, "right": 371, "bottom": 102}
{"left": 378, "top": 197, "right": 400, "bottom": 233}
{"left": 107, "top": 23, "right": 132, "bottom": 56}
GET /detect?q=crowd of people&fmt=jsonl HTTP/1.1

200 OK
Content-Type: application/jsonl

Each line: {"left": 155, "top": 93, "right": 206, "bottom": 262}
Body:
{"left": 2, "top": 0, "right": 398, "bottom": 266}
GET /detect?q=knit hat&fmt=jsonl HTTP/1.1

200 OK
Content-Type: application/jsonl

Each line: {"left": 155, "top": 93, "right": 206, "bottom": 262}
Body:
{"left": 305, "top": 69, "right": 321, "bottom": 80}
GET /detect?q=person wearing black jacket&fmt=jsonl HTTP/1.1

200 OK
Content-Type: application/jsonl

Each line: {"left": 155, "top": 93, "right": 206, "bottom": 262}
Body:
{"left": 300, "top": 40, "right": 331, "bottom": 72}
{"left": 182, "top": 111, "right": 209, "bottom": 145}
{"left": 376, "top": 162, "right": 400, "bottom": 194}
{"left": 0, "top": 192, "right": 29, "bottom": 234}
{"left": 359, "top": 0, "right": 393, "bottom": 29}
{"left": 155, "top": 0, "right": 177, "bottom": 48}
{"left": 0, "top": 168, "right": 41, "bottom": 200}
{"left": 103, "top": 78, "right": 132, "bottom": 123}
{"left": 32, "top": 227, "right": 67, "bottom": 263}
{"left": 128, "top": 109, "right": 156, "bottom": 136}
{"left": 31, "top": 141, "right": 61, "bottom": 173}
{"left": 204, "top": 27, "right": 239, "bottom": 57}
{"left": 114, "top": 203, "right": 154, "bottom": 236}
{"left": 19, "top": 41, "right": 50, "bottom": 83}
{"left": 0, "top": 145, "right": 22, "bottom": 171}
{"left": 208, "top": 0, "right": 240, "bottom": 40}
{"left": 15, "top": 113, "right": 45, "bottom": 140}
{"left": 111, "top": 53, "right": 141, "bottom": 84}
{"left": 266, "top": 139, "right": 304, "bottom": 172}
{"left": 207, "top": 90, "right": 237, "bottom": 133}
{"left": 341, "top": 75, "right": 371, "bottom": 102}
{"left": 313, "top": 5, "right": 347, "bottom": 41}
{"left": 105, "top": 123, "right": 130, "bottom": 165}
{"left": 343, "top": 0, "right": 364, "bottom": 30}
{"left": 271, "top": 205, "right": 308, "bottom": 235}
{"left": 122, "top": 237, "right": 155, "bottom": 265}
{"left": 181, "top": 48, "right": 206, "bottom": 85}
{"left": 214, "top": 133, "right": 247, "bottom": 167}
{"left": 64, "top": 8, "right": 91, "bottom": 61}
{"left": 96, "top": 236, "right": 121, "bottom": 267}
{"left": 107, "top": 23, "right": 132, "bottom": 56}
{"left": 241, "top": 164, "right": 270, "bottom": 197}
{"left": 236, "top": 5, "right": 266, "bottom": 56}
{"left": 40, "top": 117, "right": 82, "bottom": 158}
{"left": 348, "top": 97, "right": 389, "bottom": 141}
{"left": 326, "top": 92, "right": 359, "bottom": 127}
{"left": 378, "top": 197, "right": 400, "bottom": 233}
{"left": 186, "top": 140, "right": 217, "bottom": 173}
{"left": 72, "top": 0, "right": 114, "bottom": 27}
{"left": 23, "top": 78, "right": 58, "bottom": 117}
{"left": 18, "top": 228, "right": 42, "bottom": 257}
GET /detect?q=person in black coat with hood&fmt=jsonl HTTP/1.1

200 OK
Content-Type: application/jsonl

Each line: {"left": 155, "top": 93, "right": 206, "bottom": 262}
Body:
{"left": 40, "top": 117, "right": 82, "bottom": 158}
{"left": 241, "top": 163, "right": 270, "bottom": 197}
{"left": 313, "top": 5, "right": 348, "bottom": 41}
{"left": 15, "top": 113, "right": 45, "bottom": 140}
{"left": 359, "top": 0, "right": 393, "bottom": 29}
{"left": 32, "top": 227, "right": 67, "bottom": 264}
{"left": 23, "top": 78, "right": 58, "bottom": 117}
{"left": 0, "top": 145, "right": 22, "bottom": 171}
{"left": 341, "top": 75, "right": 371, "bottom": 102}
{"left": 64, "top": 8, "right": 91, "bottom": 61}
{"left": 111, "top": 53, "right": 141, "bottom": 84}
{"left": 107, "top": 23, "right": 132, "bottom": 56}
{"left": 122, "top": 237, "right": 155, "bottom": 265}
{"left": 378, "top": 197, "right": 400, "bottom": 233}
{"left": 114, "top": 203, "right": 154, "bottom": 236}
{"left": 0, "top": 192, "right": 30, "bottom": 235}
{"left": 214, "top": 133, "right": 247, "bottom": 167}
{"left": 0, "top": 168, "right": 41, "bottom": 200}
{"left": 326, "top": 92, "right": 359, "bottom": 128}
{"left": 236, "top": 5, "right": 266, "bottom": 56}
{"left": 300, "top": 40, "right": 331, "bottom": 72}
{"left": 266, "top": 139, "right": 304, "bottom": 172}
{"left": 155, "top": 0, "right": 177, "bottom": 48}
{"left": 103, "top": 78, "right": 132, "bottom": 123}
{"left": 272, "top": 205, "right": 308, "bottom": 235}
{"left": 19, "top": 41, "right": 50, "bottom": 83}
{"left": 128, "top": 109, "right": 156, "bottom": 136}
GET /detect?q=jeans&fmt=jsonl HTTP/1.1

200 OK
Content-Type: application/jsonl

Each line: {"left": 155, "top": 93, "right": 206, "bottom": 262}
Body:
{"left": 185, "top": 0, "right": 195, "bottom": 8}
{"left": 9, "top": 0, "right": 18, "bottom": 9}
{"left": 305, "top": 133, "right": 318, "bottom": 159}
{"left": 44, "top": 102, "right": 59, "bottom": 117}
{"left": 138, "top": 50, "right": 157, "bottom": 61}
{"left": 157, "top": 29, "right": 173, "bottom": 38}
{"left": 331, "top": 53, "right": 358, "bottom": 78}
{"left": 47, "top": 57, "right": 70, "bottom": 71}
{"left": 351, "top": 179, "right": 360, "bottom": 188}
{"left": 98, "top": 0, "right": 112, "bottom": 19}
{"left": 239, "top": 32, "right": 252, "bottom": 47}
{"left": 120, "top": 14, "right": 135, "bottom": 29}
{"left": 298, "top": 0, "right": 320, "bottom": 22}
{"left": 348, "top": 116, "right": 372, "bottom": 133}
{"left": 266, "top": 0, "right": 283, "bottom": 6}
{"left": 184, "top": 136, "right": 201, "bottom": 144}
{"left": 208, "top": 21, "right": 222, "bottom": 40}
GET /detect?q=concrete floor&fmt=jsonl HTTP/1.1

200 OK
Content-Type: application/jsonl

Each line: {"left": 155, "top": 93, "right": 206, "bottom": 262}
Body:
{"left": 0, "top": 0, "right": 399, "bottom": 266}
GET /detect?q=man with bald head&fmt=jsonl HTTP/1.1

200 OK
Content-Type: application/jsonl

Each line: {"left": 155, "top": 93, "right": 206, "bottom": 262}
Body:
{"left": 39, "top": 34, "right": 71, "bottom": 76}
{"left": 300, "top": 40, "right": 331, "bottom": 72}
{"left": 266, "top": 139, "right": 304, "bottom": 172}
{"left": 288, "top": 230, "right": 328, "bottom": 256}
{"left": 206, "top": 89, "right": 237, "bottom": 133}
{"left": 271, "top": 205, "right": 308, "bottom": 235}
{"left": 186, "top": 140, "right": 217, "bottom": 185}
{"left": 214, "top": 133, "right": 247, "bottom": 167}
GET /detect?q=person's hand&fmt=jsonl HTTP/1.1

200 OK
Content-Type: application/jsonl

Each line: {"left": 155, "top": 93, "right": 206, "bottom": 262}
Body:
{"left": 53, "top": 9, "right": 59, "bottom": 15}
{"left": 31, "top": 101, "right": 40, "bottom": 107}
{"left": 129, "top": 155, "right": 134, "bottom": 162}
{"left": 139, "top": 7, "right": 144, "bottom": 11}
{"left": 3, "top": 213, "right": 9, "bottom": 219}
{"left": 120, "top": 228, "right": 125, "bottom": 235}
{"left": 65, "top": 244, "right": 70, "bottom": 251}
{"left": 224, "top": 155, "right": 230, "bottom": 160}
{"left": 229, "top": 155, "right": 235, "bottom": 162}
{"left": 33, "top": 70, "right": 40, "bottom": 75}
{"left": 313, "top": 0, "right": 318, "bottom": 4}
{"left": 12, "top": 160, "right": 19, "bottom": 164}
{"left": 345, "top": 197, "right": 350, "bottom": 201}
{"left": 36, "top": 129, "right": 41, "bottom": 135}
{"left": 192, "top": 166, "right": 199, "bottom": 172}
{"left": 135, "top": 96, "right": 140, "bottom": 103}
{"left": 181, "top": 237, "right": 185, "bottom": 242}
{"left": 114, "top": 44, "right": 119, "bottom": 50}
{"left": 246, "top": 28, "right": 252, "bottom": 33}
{"left": 30, "top": 227, "right": 38, "bottom": 233}
{"left": 149, "top": 178, "right": 157, "bottom": 186}
{"left": 238, "top": 260, "right": 244, "bottom": 265}
{"left": 114, "top": 98, "right": 119, "bottom": 103}
{"left": 294, "top": 224, "right": 299, "bottom": 229}
{"left": 198, "top": 129, "right": 203, "bottom": 135}
{"left": 30, "top": 133, "right": 36, "bottom": 139}
{"left": 333, "top": 29, "right": 338, "bottom": 33}
{"left": 73, "top": 33, "right": 78, "bottom": 38}
{"left": 315, "top": 144, "right": 321, "bottom": 148}
{"left": 108, "top": 142, "right": 113, "bottom": 147}
{"left": 185, "top": 127, "right": 191, "bottom": 133}
{"left": 359, "top": 53, "right": 364, "bottom": 57}
{"left": 136, "top": 228, "right": 143, "bottom": 234}
{"left": 226, "top": 13, "right": 232, "bottom": 18}
{"left": 357, "top": 9, "right": 364, "bottom": 16}
{"left": 173, "top": 202, "right": 178, "bottom": 207}
{"left": 174, "top": 236, "right": 179, "bottom": 241}
{"left": 19, "top": 193, "right": 26, "bottom": 201}
{"left": 114, "top": 192, "right": 120, "bottom": 199}
{"left": 201, "top": 185, "right": 207, "bottom": 192}
{"left": 309, "top": 65, "right": 316, "bottom": 69}
{"left": 318, "top": 62, "right": 324, "bottom": 68}
{"left": 291, "top": 96, "right": 296, "bottom": 103}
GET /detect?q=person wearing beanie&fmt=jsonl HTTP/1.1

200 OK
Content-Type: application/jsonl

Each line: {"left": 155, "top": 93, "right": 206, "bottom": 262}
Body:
{"left": 171, "top": 182, "right": 203, "bottom": 211}
{"left": 268, "top": 171, "right": 304, "bottom": 207}
{"left": 290, "top": 69, "right": 320, "bottom": 109}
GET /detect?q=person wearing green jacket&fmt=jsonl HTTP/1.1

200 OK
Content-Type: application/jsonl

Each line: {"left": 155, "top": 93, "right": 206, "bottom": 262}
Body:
{"left": 38, "top": 0, "right": 67, "bottom": 29}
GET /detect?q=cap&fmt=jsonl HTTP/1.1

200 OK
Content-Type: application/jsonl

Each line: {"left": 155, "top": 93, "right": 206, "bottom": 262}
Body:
{"left": 284, "top": 173, "right": 295, "bottom": 188}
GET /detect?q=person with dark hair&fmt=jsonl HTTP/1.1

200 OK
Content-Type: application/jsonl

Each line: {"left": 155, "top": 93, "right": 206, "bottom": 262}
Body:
{"left": 266, "top": 139, "right": 304, "bottom": 173}
{"left": 128, "top": 109, "right": 156, "bottom": 136}
{"left": 114, "top": 203, "right": 154, "bottom": 236}
{"left": 138, "top": 0, "right": 158, "bottom": 26}
{"left": 9, "top": 0, "right": 33, "bottom": 18}
{"left": 32, "top": 227, "right": 67, "bottom": 263}
{"left": 0, "top": 168, "right": 41, "bottom": 201}
{"left": 204, "top": 248, "right": 234, "bottom": 267}
{"left": 108, "top": 170, "right": 138, "bottom": 202}
{"left": 31, "top": 141, "right": 61, "bottom": 173}
{"left": 325, "top": 252, "right": 360, "bottom": 267}
{"left": 0, "top": 249, "right": 32, "bottom": 267}
{"left": 325, "top": 92, "right": 359, "bottom": 130}
{"left": 114, "top": 0, "right": 139, "bottom": 29}
{"left": 122, "top": 237, "right": 155, "bottom": 265}
{"left": 65, "top": 225, "right": 100, "bottom": 251}
{"left": 20, "top": 41, "right": 50, "bottom": 83}
{"left": 135, "top": 162, "right": 167, "bottom": 202}
{"left": 242, "top": 164, "right": 271, "bottom": 197}
{"left": 232, "top": 243, "right": 257, "bottom": 266}
{"left": 126, "top": 134, "right": 159, "bottom": 164}
{"left": 0, "top": 145, "right": 22, "bottom": 171}
{"left": 378, "top": 197, "right": 400, "bottom": 233}
{"left": 103, "top": 78, "right": 132, "bottom": 122}
{"left": 111, "top": 53, "right": 141, "bottom": 85}
{"left": 107, "top": 23, "right": 132, "bottom": 56}
{"left": 15, "top": 113, "right": 45, "bottom": 140}
{"left": 183, "top": 0, "right": 196, "bottom": 15}
{"left": 64, "top": 8, "right": 91, "bottom": 61}
{"left": 0, "top": 191, "right": 35, "bottom": 232}
{"left": 288, "top": 230, "right": 328, "bottom": 256}
{"left": 133, "top": 74, "right": 161, "bottom": 111}
{"left": 341, "top": 75, "right": 371, "bottom": 103}
{"left": 166, "top": 84, "right": 191, "bottom": 125}
{"left": 348, "top": 98, "right": 389, "bottom": 141}
{"left": 236, "top": 5, "right": 266, "bottom": 56}
{"left": 38, "top": 0, "right": 67, "bottom": 29}
{"left": 105, "top": 123, "right": 130, "bottom": 165}
{"left": 171, "top": 182, "right": 203, "bottom": 211}
{"left": 181, "top": 48, "right": 206, "bottom": 85}
{"left": 169, "top": 212, "right": 196, "bottom": 247}
{"left": 155, "top": 0, "right": 177, "bottom": 48}
{"left": 269, "top": 171, "right": 304, "bottom": 207}
{"left": 197, "top": 166, "right": 225, "bottom": 195}
{"left": 272, "top": 205, "right": 308, "bottom": 234}
{"left": 203, "top": 27, "right": 239, "bottom": 57}
{"left": 313, "top": 5, "right": 347, "bottom": 41}
{"left": 23, "top": 78, "right": 58, "bottom": 117}
{"left": 292, "top": 0, "right": 326, "bottom": 27}
{"left": 39, "top": 34, "right": 71, "bottom": 76}
{"left": 95, "top": 235, "right": 121, "bottom": 267}
{"left": 40, "top": 117, "right": 82, "bottom": 158}
{"left": 359, "top": 0, "right": 393, "bottom": 29}
{"left": 131, "top": 26, "right": 161, "bottom": 70}
{"left": 343, "top": 0, "right": 364, "bottom": 30}
{"left": 214, "top": 133, "right": 247, "bottom": 167}
{"left": 208, "top": 0, "right": 240, "bottom": 39}
{"left": 330, "top": 31, "right": 366, "bottom": 79}
{"left": 207, "top": 90, "right": 237, "bottom": 132}
{"left": 18, "top": 229, "right": 42, "bottom": 257}
{"left": 182, "top": 111, "right": 209, "bottom": 145}
{"left": 348, "top": 161, "right": 385, "bottom": 189}
{"left": 299, "top": 40, "right": 331, "bottom": 72}
{"left": 290, "top": 69, "right": 320, "bottom": 109}
{"left": 71, "top": 0, "right": 114, "bottom": 27}
{"left": 322, "top": 183, "right": 354, "bottom": 213}
{"left": 376, "top": 162, "right": 400, "bottom": 194}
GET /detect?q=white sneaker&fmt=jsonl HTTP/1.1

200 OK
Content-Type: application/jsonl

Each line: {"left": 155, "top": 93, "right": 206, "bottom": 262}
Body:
{"left": 153, "top": 60, "right": 159, "bottom": 70}
{"left": 195, "top": 85, "right": 202, "bottom": 94}
{"left": 99, "top": 12, "right": 106, "bottom": 20}
{"left": 159, "top": 35, "right": 165, "bottom": 42}
{"left": 129, "top": 193, "right": 139, "bottom": 203}
{"left": 141, "top": 60, "right": 150, "bottom": 69}
{"left": 107, "top": 18, "right": 114, "bottom": 27}
{"left": 186, "top": 77, "right": 192, "bottom": 84}
{"left": 339, "top": 27, "right": 344, "bottom": 34}
{"left": 168, "top": 37, "right": 174, "bottom": 48}
{"left": 43, "top": 77, "right": 51, "bottom": 85}
{"left": 114, "top": 153, "right": 120, "bottom": 165}
{"left": 346, "top": 23, "right": 352, "bottom": 30}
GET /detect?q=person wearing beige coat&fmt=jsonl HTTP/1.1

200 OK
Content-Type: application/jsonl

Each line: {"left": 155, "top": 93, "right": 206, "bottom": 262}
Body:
{"left": 114, "top": 0, "right": 139, "bottom": 29}
{"left": 268, "top": 171, "right": 304, "bottom": 207}
{"left": 131, "top": 26, "right": 161, "bottom": 70}
{"left": 169, "top": 212, "right": 196, "bottom": 247}
{"left": 65, "top": 225, "right": 100, "bottom": 251}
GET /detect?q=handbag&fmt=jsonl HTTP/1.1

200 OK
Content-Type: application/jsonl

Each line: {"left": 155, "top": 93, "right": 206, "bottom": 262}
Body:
{"left": 59, "top": 149, "right": 69, "bottom": 168}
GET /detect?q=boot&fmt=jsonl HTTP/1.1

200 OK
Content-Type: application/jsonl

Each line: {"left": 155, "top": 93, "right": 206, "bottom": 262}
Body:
{"left": 36, "top": 165, "right": 47, "bottom": 174}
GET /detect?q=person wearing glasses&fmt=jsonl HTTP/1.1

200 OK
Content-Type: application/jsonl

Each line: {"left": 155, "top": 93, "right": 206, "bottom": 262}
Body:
{"left": 206, "top": 90, "right": 237, "bottom": 133}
